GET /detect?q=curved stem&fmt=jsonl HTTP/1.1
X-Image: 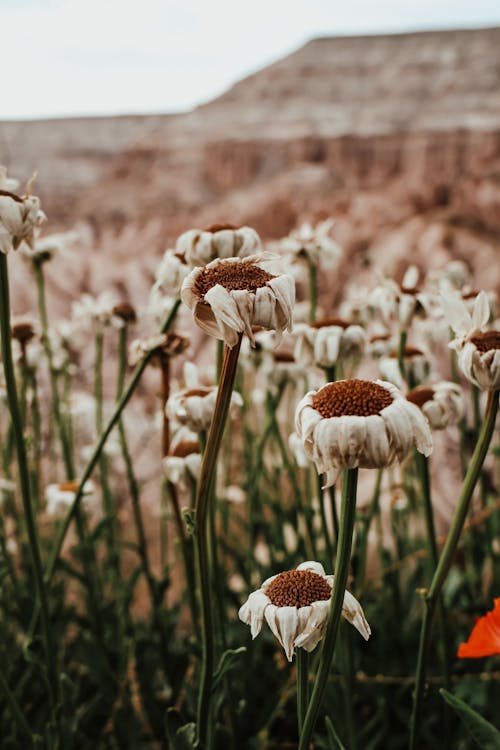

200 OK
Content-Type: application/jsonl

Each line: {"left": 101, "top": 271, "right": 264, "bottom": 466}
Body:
{"left": 409, "top": 389, "right": 499, "bottom": 750}
{"left": 298, "top": 468, "right": 359, "bottom": 750}
{"left": 0, "top": 254, "right": 60, "bottom": 724}
{"left": 34, "top": 261, "right": 74, "bottom": 479}
{"left": 195, "top": 336, "right": 242, "bottom": 749}
{"left": 296, "top": 648, "right": 310, "bottom": 735}
{"left": 307, "top": 259, "right": 317, "bottom": 323}
{"left": 0, "top": 670, "right": 35, "bottom": 748}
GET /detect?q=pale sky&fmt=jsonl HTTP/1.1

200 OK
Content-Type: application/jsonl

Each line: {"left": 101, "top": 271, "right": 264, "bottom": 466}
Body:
{"left": 3, "top": 0, "right": 500, "bottom": 120}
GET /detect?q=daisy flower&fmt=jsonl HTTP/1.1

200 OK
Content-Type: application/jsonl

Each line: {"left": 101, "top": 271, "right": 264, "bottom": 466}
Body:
{"left": 295, "top": 379, "right": 432, "bottom": 487}
{"left": 239, "top": 560, "right": 370, "bottom": 662}
{"left": 443, "top": 290, "right": 500, "bottom": 390}
{"left": 181, "top": 254, "right": 295, "bottom": 348}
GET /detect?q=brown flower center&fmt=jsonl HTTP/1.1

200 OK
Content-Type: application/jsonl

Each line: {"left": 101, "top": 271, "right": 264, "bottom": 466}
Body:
{"left": 370, "top": 333, "right": 391, "bottom": 343}
{"left": 310, "top": 316, "right": 350, "bottom": 329}
{"left": 58, "top": 480, "right": 79, "bottom": 492}
{"left": 171, "top": 440, "right": 199, "bottom": 458}
{"left": 183, "top": 387, "right": 212, "bottom": 398}
{"left": 389, "top": 346, "right": 424, "bottom": 359}
{"left": 471, "top": 331, "right": 500, "bottom": 353}
{"left": 194, "top": 262, "right": 275, "bottom": 298}
{"left": 204, "top": 222, "right": 238, "bottom": 233}
{"left": 407, "top": 386, "right": 435, "bottom": 408}
{"left": 266, "top": 569, "right": 331, "bottom": 608}
{"left": 400, "top": 285, "right": 420, "bottom": 295}
{"left": 274, "top": 351, "right": 295, "bottom": 363}
{"left": 112, "top": 302, "right": 137, "bottom": 323}
{"left": 462, "top": 289, "right": 479, "bottom": 300}
{"left": 11, "top": 323, "right": 35, "bottom": 343}
{"left": 312, "top": 379, "right": 393, "bottom": 418}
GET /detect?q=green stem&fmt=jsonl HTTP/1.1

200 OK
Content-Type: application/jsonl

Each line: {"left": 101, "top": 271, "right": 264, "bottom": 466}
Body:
{"left": 271, "top": 409, "right": 317, "bottom": 559}
{"left": 34, "top": 261, "right": 74, "bottom": 479}
{"left": 0, "top": 254, "right": 60, "bottom": 724}
{"left": 324, "top": 365, "right": 336, "bottom": 384}
{"left": 397, "top": 329, "right": 407, "bottom": 383}
{"left": 415, "top": 452, "right": 438, "bottom": 568}
{"left": 95, "top": 330, "right": 118, "bottom": 573}
{"left": 195, "top": 336, "right": 242, "bottom": 749}
{"left": 298, "top": 468, "right": 359, "bottom": 750}
{"left": 316, "top": 472, "right": 334, "bottom": 566}
{"left": 296, "top": 648, "right": 310, "bottom": 735}
{"left": 43, "top": 298, "right": 181, "bottom": 586}
{"left": 356, "top": 468, "right": 383, "bottom": 594}
{"left": 308, "top": 259, "right": 317, "bottom": 323}
{"left": 409, "top": 389, "right": 499, "bottom": 750}
{"left": 329, "top": 485, "right": 339, "bottom": 543}
{"left": 116, "top": 327, "right": 157, "bottom": 611}
{"left": 0, "top": 670, "right": 35, "bottom": 748}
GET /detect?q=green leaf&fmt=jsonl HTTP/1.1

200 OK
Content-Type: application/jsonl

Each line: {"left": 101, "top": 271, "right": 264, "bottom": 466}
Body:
{"left": 325, "top": 716, "right": 347, "bottom": 750}
{"left": 212, "top": 646, "right": 246, "bottom": 692}
{"left": 440, "top": 689, "right": 500, "bottom": 749}
{"left": 164, "top": 708, "right": 197, "bottom": 749}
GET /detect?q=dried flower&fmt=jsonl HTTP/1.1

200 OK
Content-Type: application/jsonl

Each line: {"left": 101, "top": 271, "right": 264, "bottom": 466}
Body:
{"left": 45, "top": 480, "right": 95, "bottom": 516}
{"left": 295, "top": 379, "right": 432, "bottom": 487}
{"left": 166, "top": 385, "right": 242, "bottom": 433}
{"left": 274, "top": 219, "right": 342, "bottom": 269}
{"left": 443, "top": 291, "right": 500, "bottom": 391}
{"left": 457, "top": 598, "right": 500, "bottom": 658}
{"left": 294, "top": 316, "right": 365, "bottom": 370}
{"left": 112, "top": 302, "right": 137, "bottom": 326}
{"left": 238, "top": 561, "right": 370, "bottom": 661}
{"left": 163, "top": 429, "right": 201, "bottom": 487}
{"left": 181, "top": 255, "right": 295, "bottom": 348}
{"left": 176, "top": 223, "right": 262, "bottom": 266}
{"left": 71, "top": 291, "right": 118, "bottom": 333}
{"left": 128, "top": 332, "right": 189, "bottom": 367}
{"left": 407, "top": 382, "right": 464, "bottom": 430}
{"left": 152, "top": 248, "right": 191, "bottom": 297}
{"left": 0, "top": 167, "right": 46, "bottom": 254}
{"left": 21, "top": 229, "right": 80, "bottom": 263}
{"left": 379, "top": 346, "right": 430, "bottom": 390}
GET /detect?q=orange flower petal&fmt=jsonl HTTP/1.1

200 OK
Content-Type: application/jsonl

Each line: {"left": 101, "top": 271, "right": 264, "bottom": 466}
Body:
{"left": 457, "top": 598, "right": 500, "bottom": 658}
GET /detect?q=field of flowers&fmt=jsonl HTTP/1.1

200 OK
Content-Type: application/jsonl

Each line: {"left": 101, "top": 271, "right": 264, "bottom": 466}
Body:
{"left": 0, "top": 165, "right": 499, "bottom": 749}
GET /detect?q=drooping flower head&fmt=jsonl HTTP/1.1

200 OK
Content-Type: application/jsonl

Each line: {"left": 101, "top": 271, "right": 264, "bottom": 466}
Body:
{"left": 457, "top": 598, "right": 500, "bottom": 658}
{"left": 21, "top": 229, "right": 80, "bottom": 264}
{"left": 273, "top": 219, "right": 342, "bottom": 269}
{"left": 167, "top": 384, "right": 242, "bottom": 433}
{"left": 238, "top": 561, "right": 370, "bottom": 661}
{"left": 443, "top": 291, "right": 500, "bottom": 391}
{"left": 128, "top": 332, "right": 189, "bottom": 367}
{"left": 162, "top": 428, "right": 201, "bottom": 487}
{"left": 294, "top": 316, "right": 365, "bottom": 371}
{"left": 152, "top": 248, "right": 191, "bottom": 297}
{"left": 295, "top": 378, "right": 432, "bottom": 487}
{"left": 112, "top": 302, "right": 137, "bottom": 328}
{"left": 379, "top": 346, "right": 430, "bottom": 390}
{"left": 181, "top": 255, "right": 295, "bottom": 348}
{"left": 0, "top": 167, "right": 46, "bottom": 254}
{"left": 176, "top": 223, "right": 262, "bottom": 266}
{"left": 407, "top": 382, "right": 464, "bottom": 430}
